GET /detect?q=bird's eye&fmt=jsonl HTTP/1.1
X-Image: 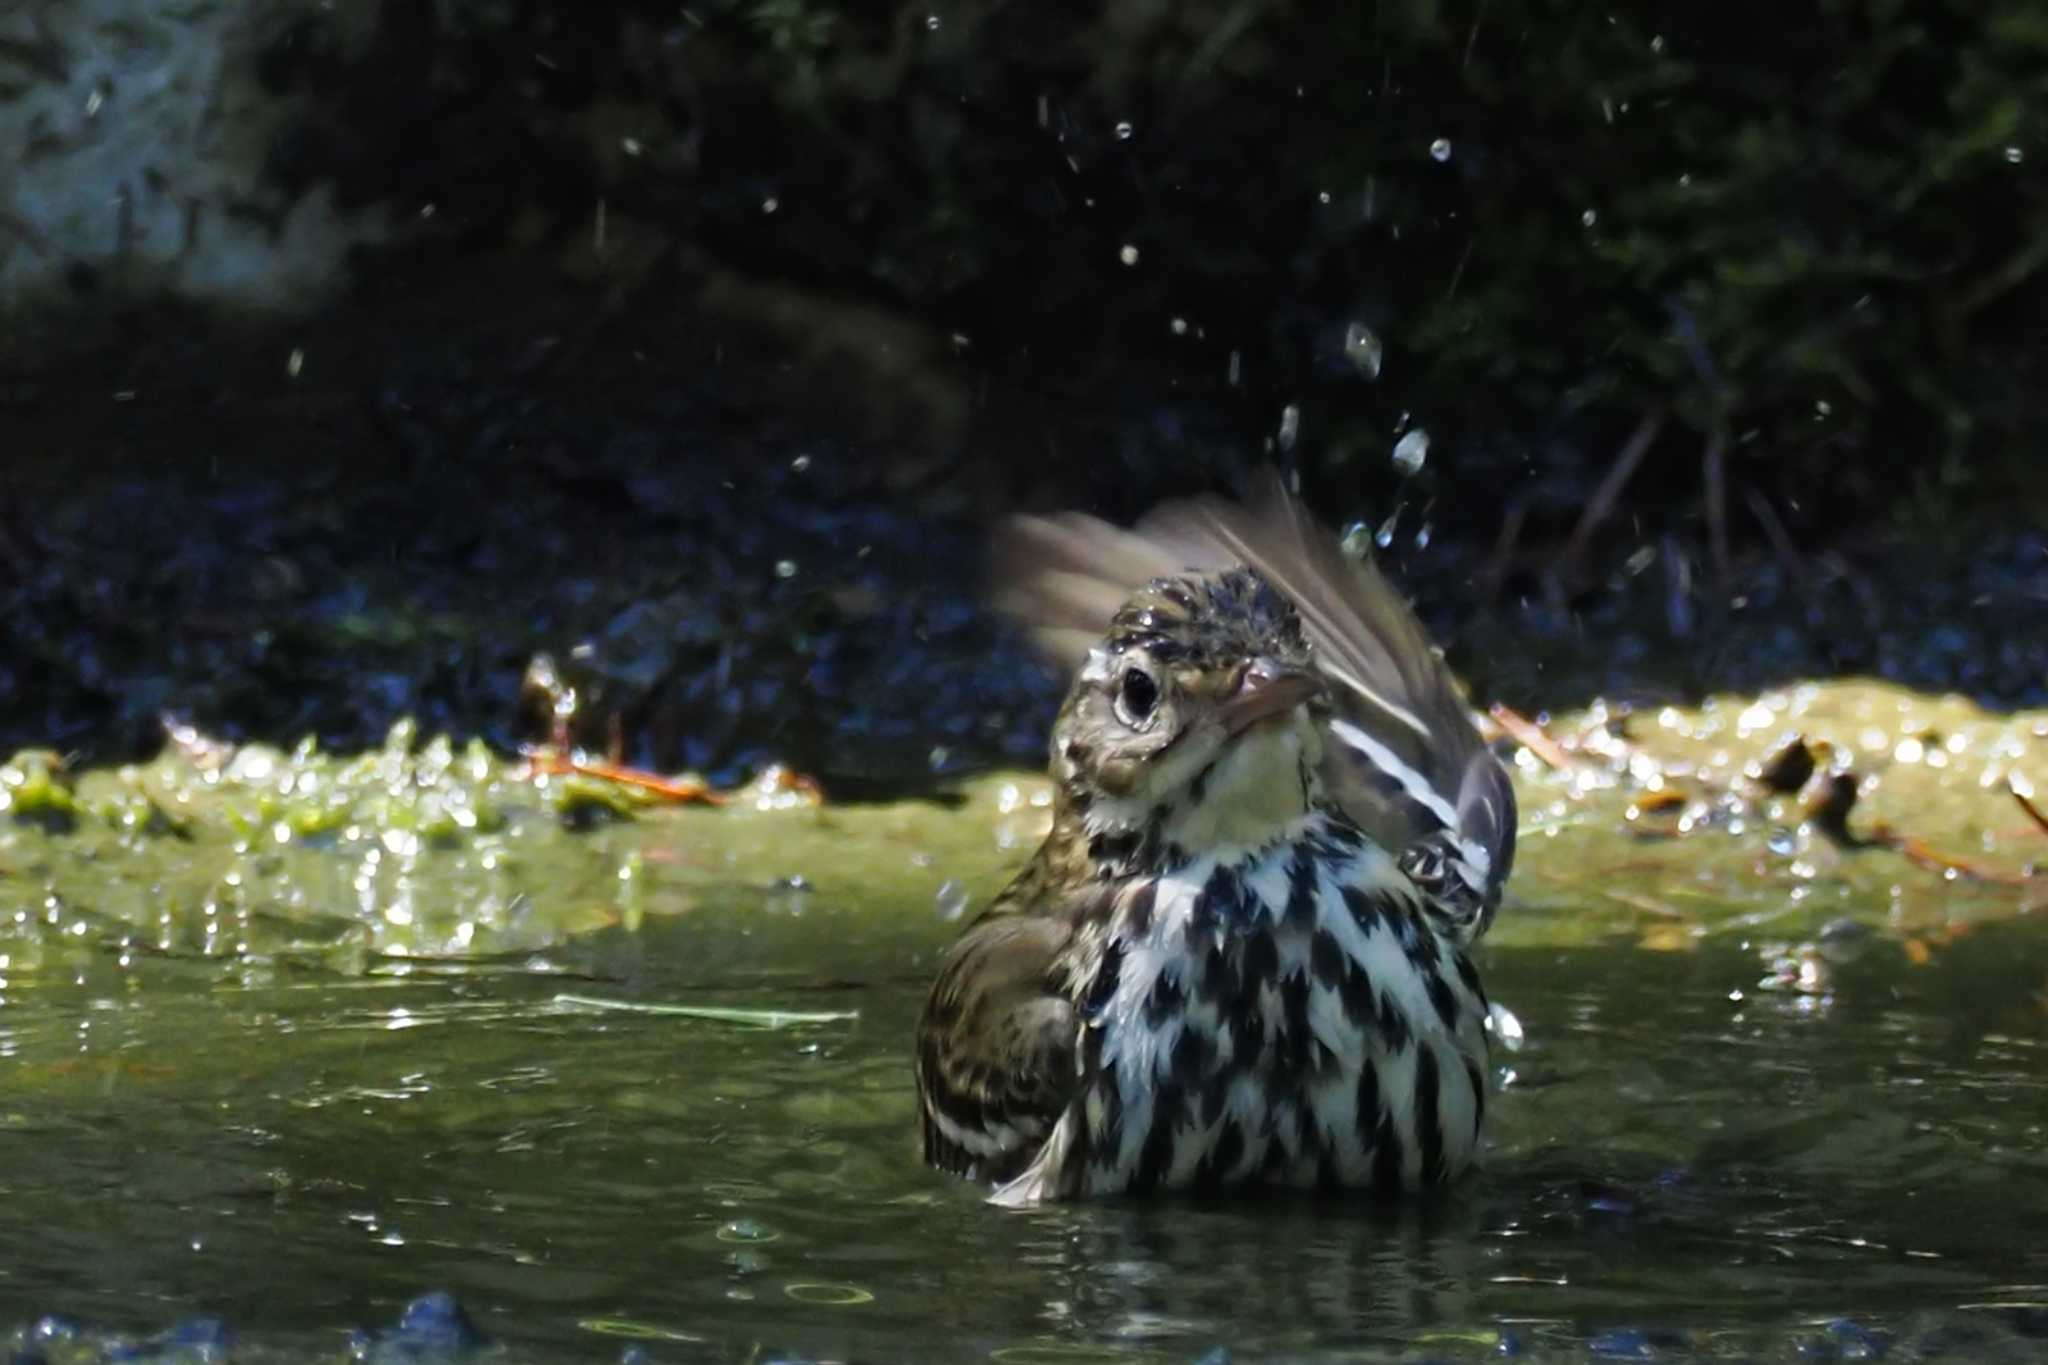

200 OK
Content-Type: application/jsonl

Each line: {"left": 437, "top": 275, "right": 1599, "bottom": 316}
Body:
{"left": 1115, "top": 667, "right": 1160, "bottom": 727}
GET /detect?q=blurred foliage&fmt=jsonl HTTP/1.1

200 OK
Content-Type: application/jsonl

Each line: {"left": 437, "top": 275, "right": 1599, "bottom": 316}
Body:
{"left": 253, "top": 0, "right": 2047, "bottom": 549}
{"left": 5, "top": 0, "right": 2043, "bottom": 772}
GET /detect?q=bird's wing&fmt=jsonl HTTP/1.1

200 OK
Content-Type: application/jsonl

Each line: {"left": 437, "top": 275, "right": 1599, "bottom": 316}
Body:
{"left": 916, "top": 905, "right": 1081, "bottom": 1185}
{"left": 990, "top": 513, "right": 1192, "bottom": 671}
{"left": 992, "top": 472, "right": 1515, "bottom": 937}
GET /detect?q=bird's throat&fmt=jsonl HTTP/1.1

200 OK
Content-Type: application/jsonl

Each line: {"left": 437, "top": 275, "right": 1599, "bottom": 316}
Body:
{"left": 1069, "top": 727, "right": 1323, "bottom": 880}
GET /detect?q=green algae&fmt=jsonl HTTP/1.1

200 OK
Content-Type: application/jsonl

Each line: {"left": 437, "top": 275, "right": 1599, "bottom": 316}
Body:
{"left": 0, "top": 720, "right": 1042, "bottom": 978}
{"left": 1506, "top": 681, "right": 2047, "bottom": 959}
{"left": 0, "top": 751, "right": 83, "bottom": 834}
{"left": 0, "top": 683, "right": 2040, "bottom": 989}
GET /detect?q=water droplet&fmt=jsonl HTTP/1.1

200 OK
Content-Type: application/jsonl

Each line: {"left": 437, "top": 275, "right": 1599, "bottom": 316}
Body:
{"left": 1276, "top": 403, "right": 1300, "bottom": 453}
{"left": 1341, "top": 522, "right": 1374, "bottom": 560}
{"left": 1169, "top": 317, "right": 1188, "bottom": 336}
{"left": 1414, "top": 522, "right": 1432, "bottom": 550}
{"left": 1581, "top": 208, "right": 1598, "bottom": 227}
{"left": 761, "top": 197, "right": 779, "bottom": 214}
{"left": 1118, "top": 243, "right": 1140, "bottom": 266}
{"left": 1429, "top": 137, "right": 1452, "bottom": 163}
{"left": 1486, "top": 1002, "right": 1525, "bottom": 1051}
{"left": 764, "top": 875, "right": 811, "bottom": 916}
{"left": 774, "top": 560, "right": 798, "bottom": 579}
{"left": 1374, "top": 511, "right": 1399, "bottom": 549}
{"left": 2005, "top": 145, "right": 2024, "bottom": 164}
{"left": 934, "top": 879, "right": 969, "bottom": 922}
{"left": 718, "top": 1219, "right": 780, "bottom": 1243}
{"left": 1813, "top": 399, "right": 1832, "bottom": 420}
{"left": 1767, "top": 828, "right": 1799, "bottom": 856}
{"left": 1649, "top": 34, "right": 1665, "bottom": 52}
{"left": 1317, "top": 189, "right": 1331, "bottom": 204}
{"left": 925, "top": 13, "right": 941, "bottom": 30}
{"left": 1342, "top": 322, "right": 1383, "bottom": 380}
{"left": 789, "top": 454, "right": 811, "bottom": 474}
{"left": 1227, "top": 351, "right": 1242, "bottom": 386}
{"left": 1114, "top": 121, "right": 1133, "bottom": 140}
{"left": 1391, "top": 427, "right": 1430, "bottom": 475}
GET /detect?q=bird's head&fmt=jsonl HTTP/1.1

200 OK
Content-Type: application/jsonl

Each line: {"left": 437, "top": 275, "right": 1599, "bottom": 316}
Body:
{"left": 1049, "top": 567, "right": 1327, "bottom": 868}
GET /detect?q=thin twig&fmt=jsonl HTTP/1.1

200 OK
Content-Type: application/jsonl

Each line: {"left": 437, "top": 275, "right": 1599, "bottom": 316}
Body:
{"left": 1743, "top": 484, "right": 1808, "bottom": 596}
{"left": 1952, "top": 217, "right": 2048, "bottom": 322}
{"left": 1562, "top": 406, "right": 1665, "bottom": 580}
{"left": 1462, "top": 0, "right": 1489, "bottom": 70}
{"left": 1867, "top": 826, "right": 2031, "bottom": 886}
{"left": 1477, "top": 498, "right": 1528, "bottom": 605}
{"left": 521, "top": 746, "right": 726, "bottom": 804}
{"left": 1487, "top": 701, "right": 1575, "bottom": 771}
{"left": 1702, "top": 423, "right": 1730, "bottom": 596}
{"left": 1601, "top": 889, "right": 1687, "bottom": 919}
{"left": 554, "top": 994, "right": 858, "bottom": 1027}
{"left": 2011, "top": 778, "right": 2048, "bottom": 843}
{"left": 1444, "top": 235, "right": 1475, "bottom": 302}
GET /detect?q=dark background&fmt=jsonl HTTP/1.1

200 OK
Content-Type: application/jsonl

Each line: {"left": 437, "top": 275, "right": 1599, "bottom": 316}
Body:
{"left": 3, "top": 0, "right": 2044, "bottom": 786}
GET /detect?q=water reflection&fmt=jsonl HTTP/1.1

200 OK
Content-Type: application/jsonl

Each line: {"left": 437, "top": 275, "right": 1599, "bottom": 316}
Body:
{"left": 0, "top": 915, "right": 2042, "bottom": 1359}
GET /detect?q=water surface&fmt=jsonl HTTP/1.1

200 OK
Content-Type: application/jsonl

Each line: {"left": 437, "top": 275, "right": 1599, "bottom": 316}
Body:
{"left": 3, "top": 687, "right": 2046, "bottom": 1361}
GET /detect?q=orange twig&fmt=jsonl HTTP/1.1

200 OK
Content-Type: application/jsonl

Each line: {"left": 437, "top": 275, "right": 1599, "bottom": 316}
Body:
{"left": 1487, "top": 702, "right": 1576, "bottom": 772}
{"left": 2011, "top": 778, "right": 2048, "bottom": 843}
{"left": 1868, "top": 826, "right": 2029, "bottom": 887}
{"left": 522, "top": 746, "right": 727, "bottom": 805}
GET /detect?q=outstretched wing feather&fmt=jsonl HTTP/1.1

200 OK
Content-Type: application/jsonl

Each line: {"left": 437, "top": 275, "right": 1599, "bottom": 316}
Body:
{"left": 990, "top": 472, "right": 1515, "bottom": 921}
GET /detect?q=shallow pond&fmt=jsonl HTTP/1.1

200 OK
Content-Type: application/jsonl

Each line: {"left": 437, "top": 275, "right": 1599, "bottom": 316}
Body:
{"left": 2, "top": 683, "right": 2045, "bottom": 1362}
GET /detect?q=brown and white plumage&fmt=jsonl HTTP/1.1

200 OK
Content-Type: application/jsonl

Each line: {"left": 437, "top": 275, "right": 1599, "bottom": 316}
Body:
{"left": 995, "top": 472, "right": 1514, "bottom": 936}
{"left": 917, "top": 475, "right": 1516, "bottom": 1204}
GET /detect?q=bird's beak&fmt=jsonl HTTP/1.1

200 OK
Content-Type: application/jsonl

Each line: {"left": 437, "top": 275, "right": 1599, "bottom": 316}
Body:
{"left": 1216, "top": 660, "right": 1322, "bottom": 737}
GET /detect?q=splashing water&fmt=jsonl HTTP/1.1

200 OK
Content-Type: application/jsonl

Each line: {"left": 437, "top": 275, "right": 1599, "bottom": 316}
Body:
{"left": 1392, "top": 428, "right": 1430, "bottom": 475}
{"left": 1276, "top": 404, "right": 1301, "bottom": 453}
{"left": 1342, "top": 323, "right": 1383, "bottom": 380}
